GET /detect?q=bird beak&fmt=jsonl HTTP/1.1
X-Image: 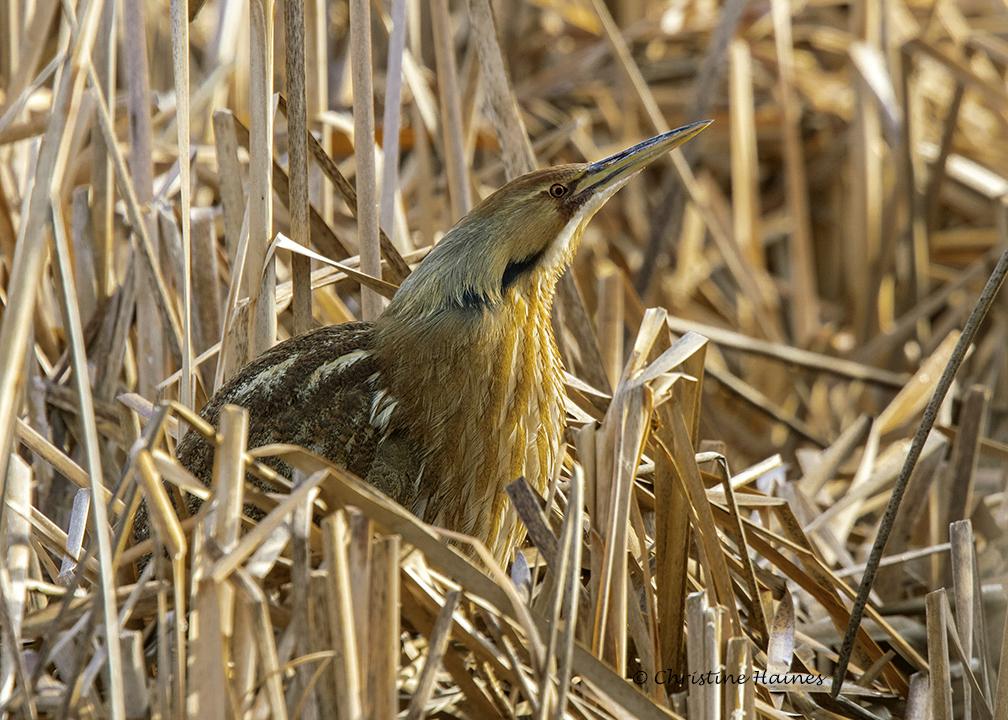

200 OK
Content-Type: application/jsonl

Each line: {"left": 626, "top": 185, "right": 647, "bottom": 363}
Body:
{"left": 573, "top": 120, "right": 712, "bottom": 201}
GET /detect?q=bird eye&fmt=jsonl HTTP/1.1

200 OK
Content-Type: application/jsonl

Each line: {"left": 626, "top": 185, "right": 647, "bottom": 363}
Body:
{"left": 548, "top": 183, "right": 568, "bottom": 198}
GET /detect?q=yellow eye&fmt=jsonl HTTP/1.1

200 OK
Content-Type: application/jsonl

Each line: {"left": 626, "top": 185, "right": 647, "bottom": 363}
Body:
{"left": 549, "top": 183, "right": 568, "bottom": 198}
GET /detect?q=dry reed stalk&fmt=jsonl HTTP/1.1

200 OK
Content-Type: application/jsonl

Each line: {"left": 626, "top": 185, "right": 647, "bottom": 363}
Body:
{"left": 666, "top": 315, "right": 907, "bottom": 387}
{"left": 170, "top": 0, "right": 194, "bottom": 417}
{"left": 305, "top": 0, "right": 330, "bottom": 223}
{"left": 431, "top": 0, "right": 472, "bottom": 219}
{"left": 848, "top": 35, "right": 885, "bottom": 341}
{"left": 284, "top": 0, "right": 312, "bottom": 337}
{"left": 349, "top": 0, "right": 383, "bottom": 321}
{"left": 769, "top": 0, "right": 818, "bottom": 343}
{"left": 467, "top": 0, "right": 536, "bottom": 176}
{"left": 379, "top": 0, "right": 407, "bottom": 243}
{"left": 123, "top": 0, "right": 162, "bottom": 402}
{"left": 89, "top": 0, "right": 115, "bottom": 304}
{"left": 320, "top": 513, "right": 363, "bottom": 719}
{"left": 50, "top": 197, "right": 125, "bottom": 719}
{"left": 246, "top": 0, "right": 276, "bottom": 358}
{"left": 404, "top": 588, "right": 459, "bottom": 720}
{"left": 0, "top": 456, "right": 34, "bottom": 717}
{"left": 88, "top": 57, "right": 184, "bottom": 361}
{"left": 728, "top": 39, "right": 762, "bottom": 272}
{"left": 927, "top": 589, "right": 954, "bottom": 720}
{"left": 366, "top": 535, "right": 399, "bottom": 719}
{"left": 0, "top": 0, "right": 99, "bottom": 506}
{"left": 212, "top": 109, "right": 245, "bottom": 268}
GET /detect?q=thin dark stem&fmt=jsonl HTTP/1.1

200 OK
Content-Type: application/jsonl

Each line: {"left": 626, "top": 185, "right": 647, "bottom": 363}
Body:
{"left": 832, "top": 247, "right": 1008, "bottom": 697}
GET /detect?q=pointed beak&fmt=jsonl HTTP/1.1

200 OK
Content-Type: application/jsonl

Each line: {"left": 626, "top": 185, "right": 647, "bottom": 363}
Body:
{"left": 573, "top": 120, "right": 712, "bottom": 201}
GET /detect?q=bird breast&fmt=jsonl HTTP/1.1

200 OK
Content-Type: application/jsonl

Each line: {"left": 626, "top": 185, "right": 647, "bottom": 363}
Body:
{"left": 376, "top": 291, "right": 567, "bottom": 561}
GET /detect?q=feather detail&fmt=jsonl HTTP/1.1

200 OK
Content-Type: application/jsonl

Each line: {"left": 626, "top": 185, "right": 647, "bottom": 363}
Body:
{"left": 375, "top": 275, "right": 565, "bottom": 563}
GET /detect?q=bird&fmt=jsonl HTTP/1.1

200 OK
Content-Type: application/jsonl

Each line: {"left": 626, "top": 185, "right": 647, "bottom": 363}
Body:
{"left": 177, "top": 120, "right": 711, "bottom": 564}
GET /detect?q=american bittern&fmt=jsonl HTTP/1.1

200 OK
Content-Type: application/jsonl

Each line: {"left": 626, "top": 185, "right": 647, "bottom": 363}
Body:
{"left": 178, "top": 121, "right": 710, "bottom": 563}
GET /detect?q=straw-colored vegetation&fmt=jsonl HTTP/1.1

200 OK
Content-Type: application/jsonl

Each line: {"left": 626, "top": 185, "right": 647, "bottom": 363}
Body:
{"left": 0, "top": 0, "right": 1007, "bottom": 718}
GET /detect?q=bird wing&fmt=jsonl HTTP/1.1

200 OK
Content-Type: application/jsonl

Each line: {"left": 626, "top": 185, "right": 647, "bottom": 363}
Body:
{"left": 176, "top": 322, "right": 424, "bottom": 504}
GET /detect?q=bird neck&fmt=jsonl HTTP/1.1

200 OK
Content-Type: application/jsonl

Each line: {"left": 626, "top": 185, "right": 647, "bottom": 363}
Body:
{"left": 374, "top": 277, "right": 566, "bottom": 559}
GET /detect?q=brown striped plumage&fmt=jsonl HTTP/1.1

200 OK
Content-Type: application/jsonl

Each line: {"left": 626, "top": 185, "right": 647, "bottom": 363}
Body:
{"left": 177, "top": 122, "right": 710, "bottom": 564}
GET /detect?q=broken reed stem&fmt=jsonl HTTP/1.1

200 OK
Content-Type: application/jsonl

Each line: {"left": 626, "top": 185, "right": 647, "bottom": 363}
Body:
{"left": 366, "top": 535, "right": 399, "bottom": 720}
{"left": 555, "top": 468, "right": 584, "bottom": 718}
{"left": 404, "top": 589, "right": 460, "bottom": 720}
{"left": 322, "top": 512, "right": 363, "bottom": 719}
{"left": 833, "top": 247, "right": 1008, "bottom": 694}
{"left": 535, "top": 467, "right": 585, "bottom": 720}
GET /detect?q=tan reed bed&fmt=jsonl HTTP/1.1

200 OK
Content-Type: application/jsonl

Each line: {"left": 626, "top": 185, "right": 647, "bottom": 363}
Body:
{"left": 1, "top": 0, "right": 1008, "bottom": 718}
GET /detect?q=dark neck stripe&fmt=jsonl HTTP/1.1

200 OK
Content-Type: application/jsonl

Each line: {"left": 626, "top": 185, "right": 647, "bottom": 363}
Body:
{"left": 452, "top": 247, "right": 547, "bottom": 311}
{"left": 502, "top": 248, "right": 546, "bottom": 294}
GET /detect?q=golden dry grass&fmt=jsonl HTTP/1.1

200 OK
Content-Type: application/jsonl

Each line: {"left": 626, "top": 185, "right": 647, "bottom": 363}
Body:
{"left": 1, "top": 0, "right": 1007, "bottom": 718}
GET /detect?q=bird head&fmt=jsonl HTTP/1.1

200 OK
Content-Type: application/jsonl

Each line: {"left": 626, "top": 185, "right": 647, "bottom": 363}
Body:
{"left": 386, "top": 120, "right": 711, "bottom": 319}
